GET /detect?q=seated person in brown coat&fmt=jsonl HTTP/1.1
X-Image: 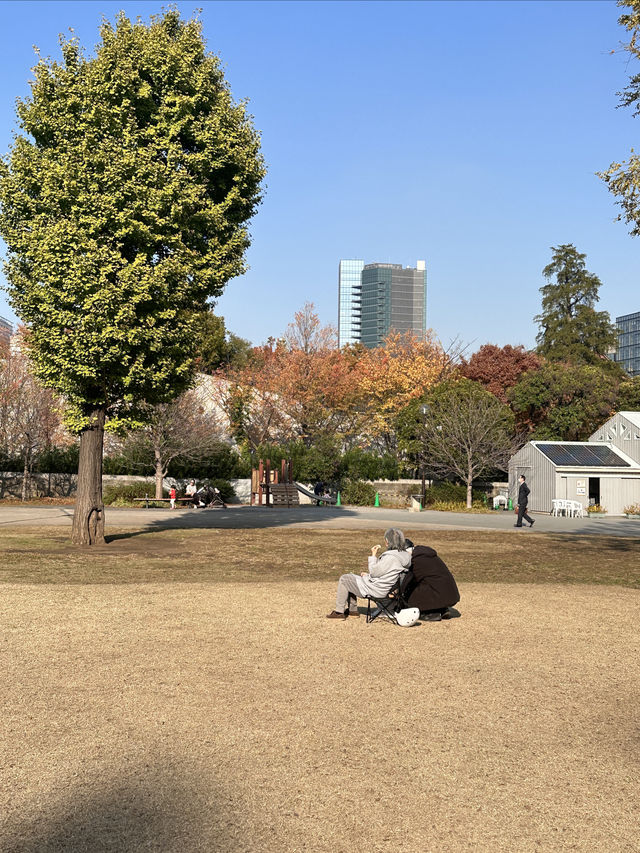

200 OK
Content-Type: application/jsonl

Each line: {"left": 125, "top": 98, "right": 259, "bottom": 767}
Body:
{"left": 405, "top": 543, "right": 460, "bottom": 622}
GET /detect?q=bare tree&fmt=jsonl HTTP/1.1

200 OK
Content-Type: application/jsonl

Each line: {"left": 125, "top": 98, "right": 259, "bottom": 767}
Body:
{"left": 117, "top": 390, "right": 225, "bottom": 497}
{"left": 0, "top": 341, "right": 60, "bottom": 500}
{"left": 423, "top": 379, "right": 516, "bottom": 508}
{"left": 284, "top": 302, "right": 337, "bottom": 353}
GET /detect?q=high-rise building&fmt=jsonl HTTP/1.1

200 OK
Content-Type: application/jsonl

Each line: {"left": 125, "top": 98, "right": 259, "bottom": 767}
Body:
{"left": 0, "top": 317, "right": 12, "bottom": 352}
{"left": 338, "top": 259, "right": 427, "bottom": 348}
{"left": 338, "top": 259, "right": 364, "bottom": 347}
{"left": 615, "top": 311, "right": 640, "bottom": 376}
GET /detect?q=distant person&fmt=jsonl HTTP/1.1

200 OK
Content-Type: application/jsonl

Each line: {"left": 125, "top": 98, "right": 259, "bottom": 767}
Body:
{"left": 404, "top": 542, "right": 460, "bottom": 622}
{"left": 186, "top": 479, "right": 197, "bottom": 507}
{"left": 515, "top": 474, "right": 534, "bottom": 528}
{"left": 169, "top": 486, "right": 176, "bottom": 510}
{"left": 313, "top": 481, "right": 323, "bottom": 506}
{"left": 326, "top": 528, "right": 411, "bottom": 620}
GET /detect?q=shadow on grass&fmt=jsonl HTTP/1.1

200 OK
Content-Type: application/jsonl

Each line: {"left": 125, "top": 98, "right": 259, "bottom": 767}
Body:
{"left": 104, "top": 504, "right": 359, "bottom": 543}
{"left": 2, "top": 762, "right": 244, "bottom": 852}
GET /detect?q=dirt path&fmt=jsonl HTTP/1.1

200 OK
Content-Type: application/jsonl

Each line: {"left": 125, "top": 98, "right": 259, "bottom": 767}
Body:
{"left": 1, "top": 582, "right": 639, "bottom": 852}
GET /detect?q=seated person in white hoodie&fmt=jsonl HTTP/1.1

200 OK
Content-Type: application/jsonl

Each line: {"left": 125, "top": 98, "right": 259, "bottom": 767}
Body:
{"left": 326, "top": 528, "right": 412, "bottom": 620}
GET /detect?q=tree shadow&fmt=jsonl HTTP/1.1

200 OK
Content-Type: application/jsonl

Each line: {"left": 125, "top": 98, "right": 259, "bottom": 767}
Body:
{"left": 104, "top": 505, "right": 359, "bottom": 542}
{"left": 2, "top": 761, "right": 245, "bottom": 853}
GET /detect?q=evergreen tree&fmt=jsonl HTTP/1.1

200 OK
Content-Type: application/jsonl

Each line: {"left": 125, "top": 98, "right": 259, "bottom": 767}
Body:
{"left": 535, "top": 244, "right": 617, "bottom": 365}
{"left": 0, "top": 11, "right": 265, "bottom": 543}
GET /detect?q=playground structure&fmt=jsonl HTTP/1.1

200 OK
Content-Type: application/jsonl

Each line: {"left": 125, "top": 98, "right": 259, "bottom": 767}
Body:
{"left": 250, "top": 459, "right": 338, "bottom": 507}
{"left": 251, "top": 459, "right": 298, "bottom": 507}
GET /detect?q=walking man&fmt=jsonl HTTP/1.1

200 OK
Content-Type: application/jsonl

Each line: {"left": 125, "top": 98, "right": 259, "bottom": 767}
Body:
{"left": 514, "top": 475, "right": 534, "bottom": 528}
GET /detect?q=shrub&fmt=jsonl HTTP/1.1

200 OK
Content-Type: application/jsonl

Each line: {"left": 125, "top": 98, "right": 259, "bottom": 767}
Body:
{"left": 340, "top": 480, "right": 377, "bottom": 506}
{"left": 428, "top": 499, "right": 490, "bottom": 513}
{"left": 624, "top": 503, "right": 640, "bottom": 515}
{"left": 103, "top": 482, "right": 166, "bottom": 506}
{"left": 587, "top": 504, "right": 607, "bottom": 514}
{"left": 339, "top": 449, "right": 399, "bottom": 481}
{"left": 34, "top": 445, "right": 80, "bottom": 474}
{"left": 423, "top": 481, "right": 485, "bottom": 506}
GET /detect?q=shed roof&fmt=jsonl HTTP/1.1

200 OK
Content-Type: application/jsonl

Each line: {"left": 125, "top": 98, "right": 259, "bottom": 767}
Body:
{"left": 532, "top": 441, "right": 637, "bottom": 469}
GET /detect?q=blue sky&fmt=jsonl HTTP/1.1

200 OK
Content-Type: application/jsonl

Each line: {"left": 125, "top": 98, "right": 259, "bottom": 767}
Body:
{"left": 0, "top": 0, "right": 638, "bottom": 350}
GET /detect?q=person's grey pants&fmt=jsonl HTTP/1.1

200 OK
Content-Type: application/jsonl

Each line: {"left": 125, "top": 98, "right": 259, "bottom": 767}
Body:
{"left": 335, "top": 573, "right": 362, "bottom": 613}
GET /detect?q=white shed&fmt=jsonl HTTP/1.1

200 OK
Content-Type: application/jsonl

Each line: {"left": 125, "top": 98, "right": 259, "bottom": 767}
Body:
{"left": 509, "top": 437, "right": 640, "bottom": 516}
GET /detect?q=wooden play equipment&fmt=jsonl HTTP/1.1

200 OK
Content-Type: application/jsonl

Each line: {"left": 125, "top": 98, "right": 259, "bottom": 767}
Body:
{"left": 250, "top": 458, "right": 299, "bottom": 507}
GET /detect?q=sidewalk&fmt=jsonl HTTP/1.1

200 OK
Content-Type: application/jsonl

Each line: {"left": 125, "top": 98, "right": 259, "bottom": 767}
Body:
{"left": 1, "top": 504, "right": 639, "bottom": 538}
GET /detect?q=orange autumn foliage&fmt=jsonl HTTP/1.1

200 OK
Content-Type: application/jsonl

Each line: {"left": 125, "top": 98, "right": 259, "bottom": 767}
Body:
{"left": 356, "top": 331, "right": 456, "bottom": 439}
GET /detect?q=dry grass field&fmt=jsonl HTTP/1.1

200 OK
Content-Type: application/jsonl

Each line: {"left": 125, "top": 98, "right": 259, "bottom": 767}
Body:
{"left": 0, "top": 527, "right": 639, "bottom": 852}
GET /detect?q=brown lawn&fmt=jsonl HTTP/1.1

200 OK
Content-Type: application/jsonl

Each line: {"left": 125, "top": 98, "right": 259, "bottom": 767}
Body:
{"left": 0, "top": 527, "right": 639, "bottom": 851}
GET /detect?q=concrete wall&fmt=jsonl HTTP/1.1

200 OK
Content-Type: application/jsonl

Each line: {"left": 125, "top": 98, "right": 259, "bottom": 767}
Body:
{"left": 0, "top": 472, "right": 252, "bottom": 503}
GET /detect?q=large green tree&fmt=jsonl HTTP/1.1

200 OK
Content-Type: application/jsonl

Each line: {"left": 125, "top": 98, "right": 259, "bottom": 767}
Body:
{"left": 535, "top": 245, "right": 617, "bottom": 365}
{"left": 0, "top": 11, "right": 265, "bottom": 543}
{"left": 509, "top": 362, "right": 620, "bottom": 441}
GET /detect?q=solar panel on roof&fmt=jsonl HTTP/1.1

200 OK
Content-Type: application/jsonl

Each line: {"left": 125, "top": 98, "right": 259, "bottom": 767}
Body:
{"left": 536, "top": 443, "right": 631, "bottom": 467}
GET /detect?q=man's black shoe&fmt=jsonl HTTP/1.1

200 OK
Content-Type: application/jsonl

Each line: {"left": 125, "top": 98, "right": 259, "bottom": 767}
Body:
{"left": 529, "top": 519, "right": 535, "bottom": 527}
{"left": 514, "top": 524, "right": 522, "bottom": 528}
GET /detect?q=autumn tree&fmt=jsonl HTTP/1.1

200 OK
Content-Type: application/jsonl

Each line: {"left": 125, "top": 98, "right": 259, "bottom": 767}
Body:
{"left": 284, "top": 301, "right": 338, "bottom": 353}
{"left": 0, "top": 11, "right": 265, "bottom": 543}
{"left": 356, "top": 331, "right": 456, "bottom": 448}
{"left": 420, "top": 379, "right": 516, "bottom": 508}
{"left": 219, "top": 326, "right": 365, "bottom": 453}
{"left": 535, "top": 245, "right": 617, "bottom": 365}
{"left": 460, "top": 344, "right": 542, "bottom": 403}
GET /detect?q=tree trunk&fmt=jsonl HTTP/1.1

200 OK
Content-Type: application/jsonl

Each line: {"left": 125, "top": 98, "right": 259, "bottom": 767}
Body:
{"left": 466, "top": 464, "right": 473, "bottom": 509}
{"left": 21, "top": 446, "right": 30, "bottom": 502}
{"left": 155, "top": 451, "right": 164, "bottom": 499}
{"left": 72, "top": 408, "right": 106, "bottom": 546}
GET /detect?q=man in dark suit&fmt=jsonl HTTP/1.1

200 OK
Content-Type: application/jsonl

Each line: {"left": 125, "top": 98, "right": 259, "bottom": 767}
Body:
{"left": 515, "top": 474, "right": 534, "bottom": 528}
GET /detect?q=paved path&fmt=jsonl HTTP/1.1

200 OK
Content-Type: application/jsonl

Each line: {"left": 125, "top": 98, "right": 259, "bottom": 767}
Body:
{"left": 1, "top": 504, "right": 639, "bottom": 537}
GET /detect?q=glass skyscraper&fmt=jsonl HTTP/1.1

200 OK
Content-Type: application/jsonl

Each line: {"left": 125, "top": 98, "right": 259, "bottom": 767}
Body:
{"left": 616, "top": 311, "right": 640, "bottom": 376}
{"left": 338, "top": 259, "right": 364, "bottom": 347}
{"left": 339, "top": 259, "right": 427, "bottom": 348}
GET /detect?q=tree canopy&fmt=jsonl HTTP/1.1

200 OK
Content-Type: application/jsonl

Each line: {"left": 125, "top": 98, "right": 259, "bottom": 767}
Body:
{"left": 534, "top": 244, "right": 617, "bottom": 365}
{"left": 460, "top": 344, "right": 542, "bottom": 404}
{"left": 0, "top": 10, "right": 265, "bottom": 432}
{"left": 600, "top": 1, "right": 640, "bottom": 234}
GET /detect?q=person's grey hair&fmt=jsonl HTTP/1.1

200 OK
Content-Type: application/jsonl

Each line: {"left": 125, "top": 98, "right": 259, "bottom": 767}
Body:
{"left": 384, "top": 528, "right": 406, "bottom": 551}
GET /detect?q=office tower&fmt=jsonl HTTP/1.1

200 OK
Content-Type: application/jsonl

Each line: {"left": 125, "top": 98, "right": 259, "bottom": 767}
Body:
{"left": 338, "top": 259, "right": 427, "bottom": 348}
{"left": 0, "top": 317, "right": 12, "bottom": 352}
{"left": 338, "top": 259, "right": 364, "bottom": 347}
{"left": 615, "top": 311, "right": 640, "bottom": 376}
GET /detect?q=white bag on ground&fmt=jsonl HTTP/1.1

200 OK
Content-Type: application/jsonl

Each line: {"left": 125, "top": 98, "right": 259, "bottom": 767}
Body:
{"left": 395, "top": 607, "right": 420, "bottom": 627}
